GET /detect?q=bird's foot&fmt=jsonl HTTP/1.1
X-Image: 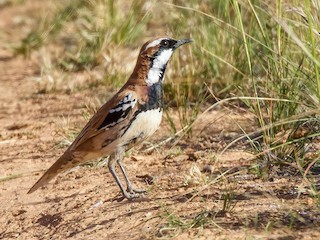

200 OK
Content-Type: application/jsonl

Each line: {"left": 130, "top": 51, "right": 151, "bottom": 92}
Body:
{"left": 114, "top": 190, "right": 144, "bottom": 202}
{"left": 128, "top": 187, "right": 147, "bottom": 194}
{"left": 124, "top": 191, "right": 143, "bottom": 200}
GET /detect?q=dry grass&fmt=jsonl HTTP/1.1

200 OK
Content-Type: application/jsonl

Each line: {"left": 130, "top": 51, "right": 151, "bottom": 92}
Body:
{"left": 1, "top": 0, "right": 320, "bottom": 239}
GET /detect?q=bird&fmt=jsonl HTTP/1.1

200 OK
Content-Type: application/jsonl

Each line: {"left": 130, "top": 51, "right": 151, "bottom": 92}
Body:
{"left": 28, "top": 37, "right": 192, "bottom": 200}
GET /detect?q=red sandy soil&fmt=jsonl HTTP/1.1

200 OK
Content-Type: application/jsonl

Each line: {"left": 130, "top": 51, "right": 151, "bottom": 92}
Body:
{"left": 1, "top": 1, "right": 320, "bottom": 239}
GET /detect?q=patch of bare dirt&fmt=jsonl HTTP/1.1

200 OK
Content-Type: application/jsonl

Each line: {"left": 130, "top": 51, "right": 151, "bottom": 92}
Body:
{"left": 1, "top": 2, "right": 320, "bottom": 240}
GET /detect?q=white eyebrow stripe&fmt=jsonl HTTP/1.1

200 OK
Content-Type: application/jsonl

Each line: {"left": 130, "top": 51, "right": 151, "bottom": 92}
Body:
{"left": 144, "top": 38, "right": 166, "bottom": 51}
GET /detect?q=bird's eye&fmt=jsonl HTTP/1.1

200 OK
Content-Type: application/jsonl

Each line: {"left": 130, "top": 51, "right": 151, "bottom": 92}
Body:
{"left": 162, "top": 40, "right": 169, "bottom": 47}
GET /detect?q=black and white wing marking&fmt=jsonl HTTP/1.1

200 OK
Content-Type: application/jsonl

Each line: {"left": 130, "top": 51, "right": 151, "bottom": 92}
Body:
{"left": 98, "top": 93, "right": 137, "bottom": 130}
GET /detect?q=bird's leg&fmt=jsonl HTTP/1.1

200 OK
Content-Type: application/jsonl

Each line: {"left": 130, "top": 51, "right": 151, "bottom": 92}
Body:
{"left": 108, "top": 153, "right": 139, "bottom": 200}
{"left": 117, "top": 157, "right": 147, "bottom": 194}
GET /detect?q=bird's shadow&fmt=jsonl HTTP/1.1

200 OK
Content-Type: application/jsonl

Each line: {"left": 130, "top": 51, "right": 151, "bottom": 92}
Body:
{"left": 20, "top": 190, "right": 183, "bottom": 239}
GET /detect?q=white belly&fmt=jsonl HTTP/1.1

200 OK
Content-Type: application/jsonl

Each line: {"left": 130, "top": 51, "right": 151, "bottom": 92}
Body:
{"left": 120, "top": 109, "right": 163, "bottom": 146}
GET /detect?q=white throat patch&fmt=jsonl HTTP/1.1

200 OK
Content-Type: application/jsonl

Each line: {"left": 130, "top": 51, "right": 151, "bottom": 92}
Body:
{"left": 146, "top": 49, "right": 173, "bottom": 86}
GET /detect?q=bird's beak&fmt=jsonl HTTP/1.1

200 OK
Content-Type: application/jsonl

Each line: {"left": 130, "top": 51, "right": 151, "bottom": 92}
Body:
{"left": 174, "top": 38, "right": 193, "bottom": 49}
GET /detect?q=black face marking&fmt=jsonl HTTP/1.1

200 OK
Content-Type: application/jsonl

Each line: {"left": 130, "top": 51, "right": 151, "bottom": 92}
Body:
{"left": 158, "top": 66, "right": 165, "bottom": 80}
{"left": 98, "top": 94, "right": 136, "bottom": 130}
{"left": 148, "top": 39, "right": 176, "bottom": 64}
{"left": 160, "top": 39, "right": 177, "bottom": 49}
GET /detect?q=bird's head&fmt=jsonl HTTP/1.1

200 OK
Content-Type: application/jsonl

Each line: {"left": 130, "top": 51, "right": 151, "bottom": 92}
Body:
{"left": 136, "top": 37, "right": 192, "bottom": 86}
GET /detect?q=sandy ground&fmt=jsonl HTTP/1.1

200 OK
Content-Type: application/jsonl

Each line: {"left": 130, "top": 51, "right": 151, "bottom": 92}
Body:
{"left": 1, "top": 1, "right": 320, "bottom": 239}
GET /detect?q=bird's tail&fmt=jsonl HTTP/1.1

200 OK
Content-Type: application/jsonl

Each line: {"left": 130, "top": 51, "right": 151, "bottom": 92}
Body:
{"left": 27, "top": 151, "right": 74, "bottom": 194}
